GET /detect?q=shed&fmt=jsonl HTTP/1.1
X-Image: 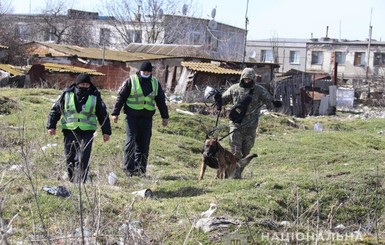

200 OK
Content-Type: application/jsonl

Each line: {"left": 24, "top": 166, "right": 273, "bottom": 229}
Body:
{"left": 22, "top": 41, "right": 172, "bottom": 89}
{"left": 175, "top": 61, "right": 241, "bottom": 102}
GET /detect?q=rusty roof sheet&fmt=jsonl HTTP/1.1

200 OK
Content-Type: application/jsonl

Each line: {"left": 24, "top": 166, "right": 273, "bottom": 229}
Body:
{"left": 181, "top": 61, "right": 241, "bottom": 75}
{"left": 42, "top": 63, "right": 104, "bottom": 75}
{"left": 25, "top": 42, "right": 171, "bottom": 62}
{"left": 126, "top": 43, "right": 211, "bottom": 58}
{"left": 307, "top": 91, "right": 326, "bottom": 101}
{"left": 0, "top": 64, "right": 25, "bottom": 76}
{"left": 274, "top": 75, "right": 292, "bottom": 82}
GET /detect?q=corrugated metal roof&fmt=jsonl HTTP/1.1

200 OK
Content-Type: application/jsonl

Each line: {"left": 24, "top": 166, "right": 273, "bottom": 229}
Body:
{"left": 307, "top": 91, "right": 326, "bottom": 101}
{"left": 181, "top": 61, "right": 241, "bottom": 75}
{"left": 274, "top": 75, "right": 292, "bottom": 82}
{"left": 0, "top": 63, "right": 104, "bottom": 76}
{"left": 0, "top": 64, "right": 25, "bottom": 75}
{"left": 42, "top": 63, "right": 105, "bottom": 75}
{"left": 126, "top": 43, "right": 211, "bottom": 58}
{"left": 25, "top": 42, "right": 172, "bottom": 62}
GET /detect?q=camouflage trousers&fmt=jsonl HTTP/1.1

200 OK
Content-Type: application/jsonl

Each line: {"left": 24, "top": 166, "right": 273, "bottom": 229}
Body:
{"left": 229, "top": 125, "right": 257, "bottom": 159}
{"left": 229, "top": 125, "right": 257, "bottom": 178}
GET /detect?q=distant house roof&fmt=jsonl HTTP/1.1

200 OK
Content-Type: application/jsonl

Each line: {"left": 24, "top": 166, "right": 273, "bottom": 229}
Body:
{"left": 181, "top": 61, "right": 241, "bottom": 75}
{"left": 24, "top": 42, "right": 172, "bottom": 62}
{"left": 0, "top": 45, "right": 8, "bottom": 49}
{"left": 281, "top": 69, "right": 330, "bottom": 80}
{"left": 0, "top": 64, "right": 24, "bottom": 76}
{"left": 0, "top": 63, "right": 104, "bottom": 76}
{"left": 41, "top": 63, "right": 104, "bottom": 75}
{"left": 126, "top": 43, "right": 211, "bottom": 59}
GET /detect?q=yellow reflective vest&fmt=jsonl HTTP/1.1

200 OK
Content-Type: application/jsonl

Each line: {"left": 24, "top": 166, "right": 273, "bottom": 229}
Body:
{"left": 126, "top": 75, "right": 158, "bottom": 111}
{"left": 61, "top": 92, "right": 97, "bottom": 130}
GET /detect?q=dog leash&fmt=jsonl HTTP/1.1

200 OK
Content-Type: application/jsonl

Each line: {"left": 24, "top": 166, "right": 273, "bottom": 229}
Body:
{"left": 209, "top": 102, "right": 265, "bottom": 141}
{"left": 217, "top": 116, "right": 259, "bottom": 141}
{"left": 217, "top": 100, "right": 270, "bottom": 141}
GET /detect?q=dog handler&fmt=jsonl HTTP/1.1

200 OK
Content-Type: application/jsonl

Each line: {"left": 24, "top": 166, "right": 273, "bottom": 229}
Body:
{"left": 111, "top": 61, "right": 169, "bottom": 177}
{"left": 47, "top": 73, "right": 112, "bottom": 183}
{"left": 218, "top": 68, "right": 281, "bottom": 178}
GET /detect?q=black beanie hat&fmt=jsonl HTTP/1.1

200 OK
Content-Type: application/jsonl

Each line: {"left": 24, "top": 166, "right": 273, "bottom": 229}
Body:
{"left": 76, "top": 73, "right": 91, "bottom": 85}
{"left": 140, "top": 61, "right": 153, "bottom": 72}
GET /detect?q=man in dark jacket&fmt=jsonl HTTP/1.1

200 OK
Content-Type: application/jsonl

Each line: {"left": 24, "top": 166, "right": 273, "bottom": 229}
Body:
{"left": 47, "top": 73, "right": 112, "bottom": 183}
{"left": 111, "top": 61, "right": 169, "bottom": 177}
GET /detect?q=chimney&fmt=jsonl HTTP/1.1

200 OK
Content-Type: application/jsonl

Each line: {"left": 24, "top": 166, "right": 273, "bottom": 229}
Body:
{"left": 326, "top": 26, "right": 329, "bottom": 38}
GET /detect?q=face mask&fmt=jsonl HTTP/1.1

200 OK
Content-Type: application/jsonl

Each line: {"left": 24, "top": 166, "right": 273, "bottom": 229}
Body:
{"left": 140, "top": 72, "right": 151, "bottom": 79}
{"left": 240, "top": 80, "right": 254, "bottom": 88}
{"left": 75, "top": 86, "right": 89, "bottom": 98}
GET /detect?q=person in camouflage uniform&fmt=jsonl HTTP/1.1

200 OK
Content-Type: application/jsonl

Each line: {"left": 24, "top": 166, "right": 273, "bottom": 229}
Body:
{"left": 221, "top": 67, "right": 276, "bottom": 178}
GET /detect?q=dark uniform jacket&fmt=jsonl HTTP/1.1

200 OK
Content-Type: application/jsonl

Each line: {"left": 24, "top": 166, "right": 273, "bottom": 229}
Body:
{"left": 111, "top": 72, "right": 169, "bottom": 119}
{"left": 47, "top": 83, "right": 112, "bottom": 135}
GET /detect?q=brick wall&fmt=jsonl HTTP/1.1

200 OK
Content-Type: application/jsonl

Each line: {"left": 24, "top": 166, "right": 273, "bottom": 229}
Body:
{"left": 71, "top": 61, "right": 131, "bottom": 90}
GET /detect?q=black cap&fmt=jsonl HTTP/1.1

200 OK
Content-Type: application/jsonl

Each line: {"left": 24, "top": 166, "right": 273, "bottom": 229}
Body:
{"left": 76, "top": 73, "right": 91, "bottom": 85}
{"left": 140, "top": 61, "right": 153, "bottom": 72}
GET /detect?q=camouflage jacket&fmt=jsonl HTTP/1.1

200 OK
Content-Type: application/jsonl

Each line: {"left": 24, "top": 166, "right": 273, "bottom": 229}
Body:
{"left": 222, "top": 69, "right": 274, "bottom": 127}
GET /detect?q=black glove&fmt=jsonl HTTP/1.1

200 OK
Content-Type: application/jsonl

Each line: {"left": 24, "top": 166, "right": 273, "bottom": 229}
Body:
{"left": 214, "top": 92, "right": 222, "bottom": 111}
{"left": 273, "top": 100, "right": 283, "bottom": 108}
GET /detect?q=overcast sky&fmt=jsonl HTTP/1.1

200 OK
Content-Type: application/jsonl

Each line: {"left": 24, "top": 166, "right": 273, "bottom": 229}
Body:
{"left": 10, "top": 0, "right": 385, "bottom": 41}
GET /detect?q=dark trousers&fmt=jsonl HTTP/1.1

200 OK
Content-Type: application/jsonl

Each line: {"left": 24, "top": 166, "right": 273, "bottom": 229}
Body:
{"left": 124, "top": 116, "right": 152, "bottom": 175}
{"left": 63, "top": 130, "right": 94, "bottom": 183}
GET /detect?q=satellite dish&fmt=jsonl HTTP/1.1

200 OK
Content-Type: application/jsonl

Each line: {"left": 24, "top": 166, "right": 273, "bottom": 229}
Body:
{"left": 182, "top": 4, "right": 188, "bottom": 15}
{"left": 158, "top": 8, "right": 164, "bottom": 18}
{"left": 208, "top": 19, "right": 217, "bottom": 30}
{"left": 211, "top": 7, "right": 216, "bottom": 19}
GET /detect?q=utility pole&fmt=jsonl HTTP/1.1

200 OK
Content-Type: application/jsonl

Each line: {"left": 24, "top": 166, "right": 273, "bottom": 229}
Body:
{"left": 242, "top": 0, "right": 249, "bottom": 64}
{"left": 366, "top": 8, "right": 373, "bottom": 97}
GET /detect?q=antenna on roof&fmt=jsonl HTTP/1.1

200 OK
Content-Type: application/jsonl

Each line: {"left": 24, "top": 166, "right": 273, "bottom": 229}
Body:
{"left": 208, "top": 7, "right": 217, "bottom": 30}
{"left": 158, "top": 8, "right": 164, "bottom": 19}
{"left": 211, "top": 7, "right": 216, "bottom": 19}
{"left": 242, "top": 0, "right": 250, "bottom": 64}
{"left": 208, "top": 19, "right": 217, "bottom": 30}
{"left": 182, "top": 4, "right": 188, "bottom": 15}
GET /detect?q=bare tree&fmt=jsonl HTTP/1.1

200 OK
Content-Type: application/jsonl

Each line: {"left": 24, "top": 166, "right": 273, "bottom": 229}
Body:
{"left": 100, "top": 0, "right": 196, "bottom": 46}
{"left": 36, "top": 0, "right": 95, "bottom": 46}
{"left": 0, "top": 1, "right": 28, "bottom": 65}
{"left": 0, "top": 0, "right": 12, "bottom": 15}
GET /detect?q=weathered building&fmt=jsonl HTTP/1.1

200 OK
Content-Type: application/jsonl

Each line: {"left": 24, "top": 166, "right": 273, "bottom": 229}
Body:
{"left": 0, "top": 45, "right": 8, "bottom": 63}
{"left": 3, "top": 10, "right": 246, "bottom": 63}
{"left": 22, "top": 41, "right": 171, "bottom": 89}
{"left": 246, "top": 38, "right": 309, "bottom": 73}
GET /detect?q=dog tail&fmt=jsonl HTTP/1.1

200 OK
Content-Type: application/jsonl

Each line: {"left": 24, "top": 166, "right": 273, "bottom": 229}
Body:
{"left": 237, "top": 153, "right": 258, "bottom": 168}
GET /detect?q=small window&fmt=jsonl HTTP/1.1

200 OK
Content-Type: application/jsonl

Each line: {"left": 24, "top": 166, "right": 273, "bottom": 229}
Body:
{"left": 99, "top": 28, "right": 111, "bottom": 46}
{"left": 335, "top": 52, "right": 346, "bottom": 65}
{"left": 261, "top": 50, "right": 274, "bottom": 62}
{"left": 374, "top": 53, "right": 385, "bottom": 66}
{"left": 15, "top": 24, "right": 30, "bottom": 41}
{"left": 134, "top": 30, "right": 142, "bottom": 43}
{"left": 311, "top": 51, "right": 323, "bottom": 64}
{"left": 206, "top": 34, "right": 218, "bottom": 51}
{"left": 354, "top": 52, "right": 366, "bottom": 66}
{"left": 289, "top": 51, "right": 300, "bottom": 64}
{"left": 44, "top": 27, "right": 56, "bottom": 42}
{"left": 190, "top": 32, "right": 201, "bottom": 45}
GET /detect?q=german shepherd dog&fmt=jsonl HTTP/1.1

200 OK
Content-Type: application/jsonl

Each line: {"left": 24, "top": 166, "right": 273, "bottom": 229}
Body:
{"left": 199, "top": 137, "right": 258, "bottom": 179}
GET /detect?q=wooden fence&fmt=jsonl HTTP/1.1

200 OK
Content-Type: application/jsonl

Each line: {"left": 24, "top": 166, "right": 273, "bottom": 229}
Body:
{"left": 273, "top": 74, "right": 315, "bottom": 118}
